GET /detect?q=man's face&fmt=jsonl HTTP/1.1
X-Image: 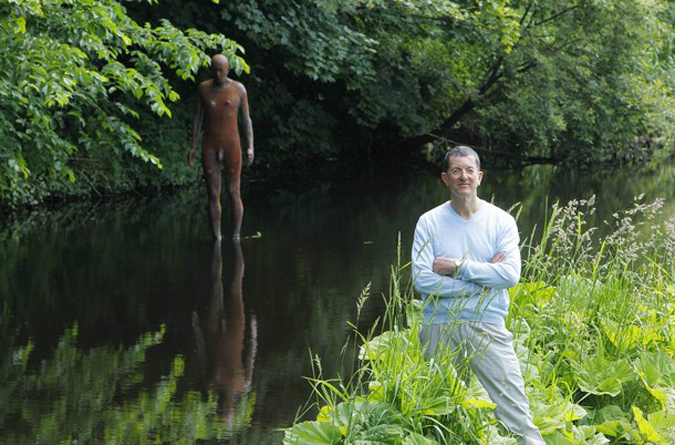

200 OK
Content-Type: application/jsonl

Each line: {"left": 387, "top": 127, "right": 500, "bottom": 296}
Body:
{"left": 211, "top": 58, "right": 230, "bottom": 84}
{"left": 441, "top": 155, "right": 483, "bottom": 198}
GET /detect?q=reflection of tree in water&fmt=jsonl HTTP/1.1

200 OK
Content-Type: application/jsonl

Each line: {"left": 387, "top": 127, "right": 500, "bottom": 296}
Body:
{"left": 192, "top": 240, "right": 257, "bottom": 430}
{"left": 0, "top": 325, "right": 235, "bottom": 443}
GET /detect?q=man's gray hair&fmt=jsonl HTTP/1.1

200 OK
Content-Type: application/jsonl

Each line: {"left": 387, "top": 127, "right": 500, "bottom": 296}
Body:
{"left": 442, "top": 145, "right": 481, "bottom": 172}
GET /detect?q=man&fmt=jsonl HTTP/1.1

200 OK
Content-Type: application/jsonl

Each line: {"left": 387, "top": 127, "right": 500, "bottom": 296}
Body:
{"left": 412, "top": 146, "right": 544, "bottom": 444}
{"left": 189, "top": 54, "right": 254, "bottom": 241}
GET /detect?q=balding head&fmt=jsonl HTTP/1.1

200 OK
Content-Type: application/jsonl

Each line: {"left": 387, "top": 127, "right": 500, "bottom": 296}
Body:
{"left": 212, "top": 54, "right": 229, "bottom": 69}
{"left": 210, "top": 54, "right": 230, "bottom": 85}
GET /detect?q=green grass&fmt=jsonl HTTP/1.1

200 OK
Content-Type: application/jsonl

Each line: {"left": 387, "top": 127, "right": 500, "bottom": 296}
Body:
{"left": 285, "top": 196, "right": 675, "bottom": 444}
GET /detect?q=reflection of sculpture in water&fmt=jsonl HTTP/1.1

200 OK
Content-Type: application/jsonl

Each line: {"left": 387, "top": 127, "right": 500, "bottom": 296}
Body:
{"left": 192, "top": 240, "right": 257, "bottom": 426}
{"left": 188, "top": 54, "right": 254, "bottom": 241}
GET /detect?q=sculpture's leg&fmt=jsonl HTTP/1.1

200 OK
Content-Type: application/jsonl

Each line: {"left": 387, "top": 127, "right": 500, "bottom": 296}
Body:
{"left": 224, "top": 166, "right": 243, "bottom": 241}
{"left": 204, "top": 166, "right": 223, "bottom": 240}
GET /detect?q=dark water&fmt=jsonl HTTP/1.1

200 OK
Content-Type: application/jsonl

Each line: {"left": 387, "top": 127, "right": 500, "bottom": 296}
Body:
{"left": 1, "top": 161, "right": 673, "bottom": 443}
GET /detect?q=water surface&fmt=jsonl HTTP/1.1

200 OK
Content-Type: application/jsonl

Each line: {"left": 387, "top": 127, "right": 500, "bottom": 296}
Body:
{"left": 1, "top": 161, "right": 673, "bottom": 443}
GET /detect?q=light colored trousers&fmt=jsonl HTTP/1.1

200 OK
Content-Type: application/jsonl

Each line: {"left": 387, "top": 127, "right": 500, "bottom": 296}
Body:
{"left": 420, "top": 320, "right": 545, "bottom": 445}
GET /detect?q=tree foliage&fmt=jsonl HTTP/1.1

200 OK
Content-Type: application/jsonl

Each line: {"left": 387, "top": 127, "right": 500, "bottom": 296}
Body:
{"left": 175, "top": 0, "right": 674, "bottom": 165}
{"left": 472, "top": 0, "right": 675, "bottom": 164}
{"left": 0, "top": 0, "right": 246, "bottom": 205}
{"left": 2, "top": 0, "right": 674, "bottom": 206}
{"left": 127, "top": 0, "right": 531, "bottom": 163}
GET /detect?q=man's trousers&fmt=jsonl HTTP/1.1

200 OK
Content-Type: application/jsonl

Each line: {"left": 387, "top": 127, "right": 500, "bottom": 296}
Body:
{"left": 420, "top": 320, "right": 545, "bottom": 445}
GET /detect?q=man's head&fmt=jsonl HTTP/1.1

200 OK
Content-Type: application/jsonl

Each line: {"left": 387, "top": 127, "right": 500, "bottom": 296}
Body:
{"left": 441, "top": 146, "right": 483, "bottom": 199}
{"left": 442, "top": 145, "right": 481, "bottom": 173}
{"left": 210, "top": 54, "right": 230, "bottom": 84}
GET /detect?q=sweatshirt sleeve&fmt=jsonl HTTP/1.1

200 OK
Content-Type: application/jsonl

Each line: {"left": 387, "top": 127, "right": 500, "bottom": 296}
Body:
{"left": 412, "top": 217, "right": 484, "bottom": 298}
{"left": 455, "top": 214, "right": 521, "bottom": 289}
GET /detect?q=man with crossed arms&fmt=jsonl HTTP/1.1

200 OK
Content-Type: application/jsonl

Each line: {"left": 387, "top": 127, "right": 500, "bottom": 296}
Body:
{"left": 412, "top": 146, "right": 544, "bottom": 444}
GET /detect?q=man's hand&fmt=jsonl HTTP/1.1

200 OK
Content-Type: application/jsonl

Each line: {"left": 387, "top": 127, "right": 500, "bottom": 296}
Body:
{"left": 188, "top": 149, "right": 196, "bottom": 167}
{"left": 490, "top": 252, "right": 506, "bottom": 263}
{"left": 433, "top": 257, "right": 461, "bottom": 275}
{"left": 433, "top": 252, "right": 505, "bottom": 276}
{"left": 246, "top": 147, "right": 255, "bottom": 168}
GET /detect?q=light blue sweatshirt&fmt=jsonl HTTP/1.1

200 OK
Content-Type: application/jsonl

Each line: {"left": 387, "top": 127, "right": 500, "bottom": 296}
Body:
{"left": 412, "top": 200, "right": 521, "bottom": 324}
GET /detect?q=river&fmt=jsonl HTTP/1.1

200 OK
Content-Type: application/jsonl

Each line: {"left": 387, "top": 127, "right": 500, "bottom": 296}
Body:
{"left": 1, "top": 160, "right": 673, "bottom": 443}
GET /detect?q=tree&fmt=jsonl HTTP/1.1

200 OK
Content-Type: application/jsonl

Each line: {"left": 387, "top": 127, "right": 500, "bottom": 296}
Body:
{"left": 3, "top": 0, "right": 674, "bottom": 206}
{"left": 211, "top": 0, "right": 675, "bottom": 164}
{"left": 467, "top": 0, "right": 675, "bottom": 164}
{"left": 0, "top": 0, "right": 247, "bottom": 205}
{"left": 341, "top": 0, "right": 675, "bottom": 165}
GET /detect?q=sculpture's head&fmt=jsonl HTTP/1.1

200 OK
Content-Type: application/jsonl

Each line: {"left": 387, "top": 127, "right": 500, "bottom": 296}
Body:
{"left": 210, "top": 54, "right": 230, "bottom": 85}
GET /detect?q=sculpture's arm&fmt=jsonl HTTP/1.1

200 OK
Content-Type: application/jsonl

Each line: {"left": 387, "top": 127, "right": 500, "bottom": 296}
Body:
{"left": 238, "top": 83, "right": 254, "bottom": 167}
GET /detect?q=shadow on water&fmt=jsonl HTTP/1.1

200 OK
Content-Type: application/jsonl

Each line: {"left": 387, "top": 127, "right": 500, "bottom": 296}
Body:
{"left": 0, "top": 160, "right": 673, "bottom": 442}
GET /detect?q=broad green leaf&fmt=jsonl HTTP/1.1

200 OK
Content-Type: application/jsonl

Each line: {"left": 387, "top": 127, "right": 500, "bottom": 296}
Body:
{"left": 283, "top": 421, "right": 343, "bottom": 444}
{"left": 667, "top": 334, "right": 675, "bottom": 357}
{"left": 564, "top": 403, "right": 588, "bottom": 422}
{"left": 532, "top": 415, "right": 566, "bottom": 436}
{"left": 510, "top": 281, "right": 556, "bottom": 306}
{"left": 317, "top": 405, "right": 331, "bottom": 422}
{"left": 632, "top": 406, "right": 664, "bottom": 444}
{"left": 406, "top": 299, "right": 425, "bottom": 327}
{"left": 648, "top": 410, "right": 675, "bottom": 434}
{"left": 354, "top": 424, "right": 405, "bottom": 443}
{"left": 462, "top": 398, "right": 496, "bottom": 410}
{"left": 403, "top": 432, "right": 438, "bottom": 445}
{"left": 367, "top": 381, "right": 384, "bottom": 403}
{"left": 595, "top": 420, "right": 634, "bottom": 438}
{"left": 571, "top": 426, "right": 609, "bottom": 445}
{"left": 634, "top": 350, "right": 675, "bottom": 388}
{"left": 545, "top": 427, "right": 609, "bottom": 445}
{"left": 530, "top": 396, "right": 586, "bottom": 435}
{"left": 482, "top": 424, "right": 518, "bottom": 444}
{"left": 541, "top": 430, "right": 576, "bottom": 445}
{"left": 359, "top": 331, "right": 399, "bottom": 360}
{"left": 573, "top": 357, "right": 635, "bottom": 396}
{"left": 13, "top": 16, "right": 26, "bottom": 34}
{"left": 595, "top": 405, "right": 629, "bottom": 423}
{"left": 603, "top": 319, "right": 662, "bottom": 349}
{"left": 465, "top": 375, "right": 491, "bottom": 404}
{"left": 421, "top": 396, "right": 457, "bottom": 415}
{"left": 324, "top": 402, "right": 401, "bottom": 430}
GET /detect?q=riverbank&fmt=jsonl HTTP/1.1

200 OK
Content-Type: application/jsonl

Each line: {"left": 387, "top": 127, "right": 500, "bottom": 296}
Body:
{"left": 286, "top": 197, "right": 675, "bottom": 444}
{"left": 2, "top": 149, "right": 671, "bottom": 217}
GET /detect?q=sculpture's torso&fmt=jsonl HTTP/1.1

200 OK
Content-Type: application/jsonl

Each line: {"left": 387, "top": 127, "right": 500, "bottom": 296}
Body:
{"left": 199, "top": 79, "right": 242, "bottom": 165}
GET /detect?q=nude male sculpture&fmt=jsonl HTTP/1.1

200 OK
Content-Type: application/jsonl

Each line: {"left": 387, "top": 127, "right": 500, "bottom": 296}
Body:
{"left": 188, "top": 54, "right": 254, "bottom": 240}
